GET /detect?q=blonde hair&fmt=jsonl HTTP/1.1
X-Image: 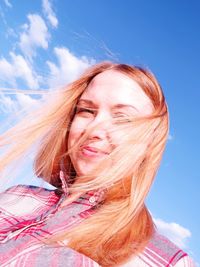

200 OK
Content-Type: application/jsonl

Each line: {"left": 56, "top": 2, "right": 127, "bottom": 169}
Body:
{"left": 0, "top": 62, "right": 169, "bottom": 266}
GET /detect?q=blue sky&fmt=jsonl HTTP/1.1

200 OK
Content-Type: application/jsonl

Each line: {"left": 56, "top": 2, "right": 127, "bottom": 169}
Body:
{"left": 0, "top": 0, "right": 199, "bottom": 264}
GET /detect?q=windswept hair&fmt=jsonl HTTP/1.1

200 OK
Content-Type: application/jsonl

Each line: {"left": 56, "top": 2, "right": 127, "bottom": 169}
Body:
{"left": 0, "top": 62, "right": 169, "bottom": 266}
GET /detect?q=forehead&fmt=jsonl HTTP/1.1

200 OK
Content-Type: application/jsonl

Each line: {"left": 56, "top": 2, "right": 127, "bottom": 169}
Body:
{"left": 80, "top": 70, "right": 153, "bottom": 114}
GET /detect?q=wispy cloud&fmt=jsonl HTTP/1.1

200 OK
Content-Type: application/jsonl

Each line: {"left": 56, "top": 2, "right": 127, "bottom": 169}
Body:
{"left": 42, "top": 0, "right": 58, "bottom": 28}
{"left": 0, "top": 6, "right": 8, "bottom": 26}
{"left": 6, "top": 27, "right": 17, "bottom": 38}
{"left": 0, "top": 93, "right": 16, "bottom": 113}
{"left": 0, "top": 93, "right": 38, "bottom": 114}
{"left": 15, "top": 93, "right": 39, "bottom": 109}
{"left": 168, "top": 134, "right": 173, "bottom": 140}
{"left": 3, "top": 0, "right": 12, "bottom": 8}
{"left": 154, "top": 217, "right": 191, "bottom": 249}
{"left": 0, "top": 1, "right": 94, "bottom": 113}
{"left": 19, "top": 14, "right": 50, "bottom": 60}
{"left": 0, "top": 52, "right": 39, "bottom": 89}
{"left": 0, "top": 92, "right": 38, "bottom": 114}
{"left": 46, "top": 47, "right": 95, "bottom": 88}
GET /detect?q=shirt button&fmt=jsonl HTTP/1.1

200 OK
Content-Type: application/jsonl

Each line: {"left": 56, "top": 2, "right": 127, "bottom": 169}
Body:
{"left": 89, "top": 196, "right": 96, "bottom": 204}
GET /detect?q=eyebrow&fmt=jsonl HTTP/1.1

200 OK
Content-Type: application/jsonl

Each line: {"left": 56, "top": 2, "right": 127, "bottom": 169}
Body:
{"left": 77, "top": 99, "right": 138, "bottom": 111}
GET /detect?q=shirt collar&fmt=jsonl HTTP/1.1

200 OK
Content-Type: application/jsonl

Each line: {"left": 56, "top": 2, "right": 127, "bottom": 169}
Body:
{"left": 59, "top": 170, "right": 106, "bottom": 207}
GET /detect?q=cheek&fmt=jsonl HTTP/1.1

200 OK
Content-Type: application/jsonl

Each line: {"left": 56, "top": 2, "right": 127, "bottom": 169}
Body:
{"left": 68, "top": 118, "right": 87, "bottom": 148}
{"left": 109, "top": 127, "right": 129, "bottom": 147}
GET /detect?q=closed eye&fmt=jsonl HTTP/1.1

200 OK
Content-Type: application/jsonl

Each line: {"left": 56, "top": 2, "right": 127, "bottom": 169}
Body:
{"left": 76, "top": 107, "right": 95, "bottom": 114}
{"left": 113, "top": 113, "right": 132, "bottom": 123}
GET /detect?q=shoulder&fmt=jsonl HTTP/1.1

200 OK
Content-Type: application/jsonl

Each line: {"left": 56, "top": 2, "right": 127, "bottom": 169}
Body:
{"left": 143, "top": 231, "right": 194, "bottom": 266}
{"left": 0, "top": 184, "right": 58, "bottom": 204}
{"left": 120, "top": 231, "right": 195, "bottom": 267}
{"left": 174, "top": 256, "right": 196, "bottom": 267}
{"left": 121, "top": 255, "right": 195, "bottom": 267}
{"left": 146, "top": 231, "right": 188, "bottom": 263}
{"left": 0, "top": 184, "right": 60, "bottom": 217}
{"left": 1, "top": 183, "right": 55, "bottom": 195}
{"left": 8, "top": 244, "right": 100, "bottom": 267}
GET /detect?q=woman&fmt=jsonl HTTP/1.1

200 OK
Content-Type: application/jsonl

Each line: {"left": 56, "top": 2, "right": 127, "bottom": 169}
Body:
{"left": 0, "top": 62, "right": 194, "bottom": 266}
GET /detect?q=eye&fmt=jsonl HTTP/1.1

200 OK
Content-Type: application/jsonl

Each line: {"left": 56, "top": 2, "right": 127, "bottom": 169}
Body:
{"left": 76, "top": 107, "right": 95, "bottom": 115}
{"left": 113, "top": 113, "right": 132, "bottom": 123}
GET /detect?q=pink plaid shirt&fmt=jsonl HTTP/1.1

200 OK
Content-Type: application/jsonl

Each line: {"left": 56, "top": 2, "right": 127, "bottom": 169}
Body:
{"left": 0, "top": 185, "right": 195, "bottom": 266}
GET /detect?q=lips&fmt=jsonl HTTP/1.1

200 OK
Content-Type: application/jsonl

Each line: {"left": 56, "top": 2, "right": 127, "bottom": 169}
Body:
{"left": 81, "top": 146, "right": 109, "bottom": 155}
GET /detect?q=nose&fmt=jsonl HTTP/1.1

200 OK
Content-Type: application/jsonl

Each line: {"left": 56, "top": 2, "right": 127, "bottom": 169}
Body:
{"left": 87, "top": 114, "right": 111, "bottom": 141}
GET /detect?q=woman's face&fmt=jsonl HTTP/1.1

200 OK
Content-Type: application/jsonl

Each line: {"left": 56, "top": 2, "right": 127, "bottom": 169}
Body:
{"left": 68, "top": 70, "right": 153, "bottom": 177}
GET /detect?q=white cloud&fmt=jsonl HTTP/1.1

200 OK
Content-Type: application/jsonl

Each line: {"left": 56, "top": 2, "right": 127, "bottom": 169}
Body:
{"left": 0, "top": 57, "right": 14, "bottom": 84}
{"left": 46, "top": 47, "right": 95, "bottom": 88}
{"left": 19, "top": 14, "right": 50, "bottom": 59}
{"left": 0, "top": 52, "right": 39, "bottom": 89}
{"left": 154, "top": 217, "right": 191, "bottom": 249}
{"left": 4, "top": 0, "right": 12, "bottom": 8}
{"left": 42, "top": 0, "right": 58, "bottom": 28}
{"left": 15, "top": 93, "right": 39, "bottom": 109}
{"left": 0, "top": 93, "right": 17, "bottom": 114}
{"left": 0, "top": 92, "right": 40, "bottom": 115}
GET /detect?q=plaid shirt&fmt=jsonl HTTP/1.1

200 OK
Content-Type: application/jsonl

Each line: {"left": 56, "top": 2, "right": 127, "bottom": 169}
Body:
{"left": 0, "top": 185, "right": 195, "bottom": 267}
